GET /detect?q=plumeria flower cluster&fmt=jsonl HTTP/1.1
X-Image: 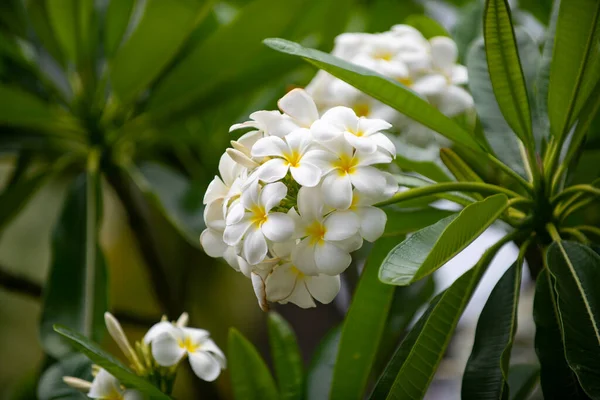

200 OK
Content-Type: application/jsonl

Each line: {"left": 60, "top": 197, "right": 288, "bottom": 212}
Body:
{"left": 63, "top": 312, "right": 225, "bottom": 398}
{"left": 200, "top": 89, "right": 398, "bottom": 310}
{"left": 306, "top": 24, "right": 473, "bottom": 158}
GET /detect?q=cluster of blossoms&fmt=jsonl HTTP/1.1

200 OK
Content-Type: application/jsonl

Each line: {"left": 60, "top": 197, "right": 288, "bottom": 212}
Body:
{"left": 63, "top": 312, "right": 225, "bottom": 398}
{"left": 306, "top": 24, "right": 473, "bottom": 158}
{"left": 200, "top": 89, "right": 398, "bottom": 310}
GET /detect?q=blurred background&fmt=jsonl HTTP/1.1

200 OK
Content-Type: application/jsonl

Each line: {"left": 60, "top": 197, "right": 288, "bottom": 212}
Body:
{"left": 0, "top": 0, "right": 571, "bottom": 398}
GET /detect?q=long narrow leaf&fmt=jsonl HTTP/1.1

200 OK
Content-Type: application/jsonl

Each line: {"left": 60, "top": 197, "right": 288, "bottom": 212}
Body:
{"left": 104, "top": 0, "right": 136, "bottom": 58}
{"left": 507, "top": 364, "right": 540, "bottom": 400}
{"left": 267, "top": 313, "right": 303, "bottom": 400}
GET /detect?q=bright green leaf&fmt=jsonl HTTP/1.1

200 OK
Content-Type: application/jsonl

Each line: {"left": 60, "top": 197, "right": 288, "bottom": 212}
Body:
{"left": 53, "top": 325, "right": 170, "bottom": 399}
{"left": 483, "top": 0, "right": 534, "bottom": 150}
{"left": 104, "top": 0, "right": 136, "bottom": 58}
{"left": 229, "top": 328, "right": 278, "bottom": 400}
{"left": 383, "top": 206, "right": 454, "bottom": 237}
{"left": 547, "top": 241, "right": 600, "bottom": 397}
{"left": 45, "top": 0, "right": 78, "bottom": 62}
{"left": 404, "top": 15, "right": 449, "bottom": 39}
{"left": 440, "top": 147, "right": 485, "bottom": 200}
{"left": 263, "top": 38, "right": 483, "bottom": 152}
{"left": 330, "top": 237, "right": 402, "bottom": 400}
{"left": 379, "top": 194, "right": 508, "bottom": 286}
{"left": 110, "top": 0, "right": 206, "bottom": 104}
{"left": 40, "top": 171, "right": 107, "bottom": 359}
{"left": 267, "top": 312, "right": 303, "bottom": 400}
{"left": 26, "top": 1, "right": 66, "bottom": 67}
{"left": 462, "top": 258, "right": 523, "bottom": 399}
{"left": 394, "top": 153, "right": 452, "bottom": 183}
{"left": 507, "top": 364, "right": 540, "bottom": 400}
{"left": 306, "top": 326, "right": 341, "bottom": 400}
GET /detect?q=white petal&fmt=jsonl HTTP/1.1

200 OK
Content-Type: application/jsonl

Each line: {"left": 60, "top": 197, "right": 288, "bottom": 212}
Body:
{"left": 223, "top": 218, "right": 252, "bottom": 246}
{"left": 189, "top": 352, "right": 222, "bottom": 382}
{"left": 243, "top": 227, "right": 268, "bottom": 265}
{"left": 225, "top": 202, "right": 245, "bottom": 225}
{"left": 323, "top": 210, "right": 359, "bottom": 241}
{"left": 182, "top": 327, "right": 210, "bottom": 346}
{"left": 251, "top": 136, "right": 287, "bottom": 157}
{"left": 357, "top": 150, "right": 393, "bottom": 166}
{"left": 265, "top": 264, "right": 297, "bottom": 302}
{"left": 358, "top": 206, "right": 387, "bottom": 242}
{"left": 321, "top": 106, "right": 359, "bottom": 129}
{"left": 350, "top": 166, "right": 387, "bottom": 195}
{"left": 297, "top": 186, "right": 324, "bottom": 220}
{"left": 284, "top": 128, "right": 312, "bottom": 153}
{"left": 144, "top": 321, "right": 174, "bottom": 344}
{"left": 290, "top": 163, "right": 321, "bottom": 187}
{"left": 370, "top": 132, "right": 397, "bottom": 156}
{"left": 343, "top": 131, "right": 377, "bottom": 153}
{"left": 218, "top": 152, "right": 243, "bottom": 187}
{"left": 310, "top": 119, "right": 342, "bottom": 142}
{"left": 123, "top": 390, "right": 145, "bottom": 400}
{"left": 357, "top": 118, "right": 392, "bottom": 136}
{"left": 306, "top": 274, "right": 341, "bottom": 304}
{"left": 319, "top": 134, "right": 353, "bottom": 158}
{"left": 291, "top": 238, "right": 319, "bottom": 275}
{"left": 278, "top": 88, "right": 319, "bottom": 127}
{"left": 199, "top": 338, "right": 226, "bottom": 367}
{"left": 241, "top": 180, "right": 260, "bottom": 209}
{"left": 411, "top": 74, "right": 447, "bottom": 97}
{"left": 436, "top": 86, "right": 474, "bottom": 116}
{"left": 452, "top": 65, "right": 468, "bottom": 85}
{"left": 430, "top": 36, "right": 458, "bottom": 71}
{"left": 151, "top": 331, "right": 186, "bottom": 367}
{"left": 322, "top": 173, "right": 353, "bottom": 210}
{"left": 204, "top": 200, "right": 225, "bottom": 230}
{"left": 88, "top": 369, "right": 123, "bottom": 399}
{"left": 315, "top": 242, "right": 352, "bottom": 275}
{"left": 251, "top": 272, "right": 268, "bottom": 311}
{"left": 256, "top": 158, "right": 289, "bottom": 183}
{"left": 302, "top": 149, "right": 338, "bottom": 175}
{"left": 250, "top": 110, "right": 299, "bottom": 137}
{"left": 333, "top": 232, "right": 364, "bottom": 252}
{"left": 262, "top": 212, "right": 294, "bottom": 242}
{"left": 284, "top": 281, "right": 317, "bottom": 308}
{"left": 260, "top": 181, "right": 287, "bottom": 211}
{"left": 203, "top": 176, "right": 228, "bottom": 205}
{"left": 200, "top": 229, "right": 227, "bottom": 258}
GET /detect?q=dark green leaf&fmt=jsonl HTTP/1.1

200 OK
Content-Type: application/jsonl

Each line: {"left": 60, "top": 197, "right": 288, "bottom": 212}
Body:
{"left": 507, "top": 364, "right": 540, "bottom": 400}
{"left": 484, "top": 0, "right": 534, "bottom": 150}
{"left": 547, "top": 241, "right": 600, "bottom": 398}
{"left": 110, "top": 0, "right": 206, "bottom": 104}
{"left": 53, "top": 325, "right": 170, "bottom": 399}
{"left": 267, "top": 312, "right": 303, "bottom": 400}
{"left": 229, "top": 328, "right": 278, "bottom": 400}
{"left": 394, "top": 153, "right": 452, "bottom": 183}
{"left": 330, "top": 237, "right": 401, "bottom": 400}
{"left": 40, "top": 171, "right": 107, "bottom": 359}
{"left": 26, "top": 1, "right": 66, "bottom": 66}
{"left": 548, "top": 0, "right": 600, "bottom": 141}
{"left": 263, "top": 38, "right": 483, "bottom": 152}
{"left": 383, "top": 206, "right": 454, "bottom": 237}
{"left": 104, "top": 0, "right": 136, "bottom": 58}
{"left": 404, "top": 15, "right": 449, "bottom": 39}
{"left": 306, "top": 326, "right": 341, "bottom": 400}
{"left": 533, "top": 269, "right": 590, "bottom": 400}
{"left": 379, "top": 194, "right": 508, "bottom": 285}
{"left": 45, "top": 0, "right": 78, "bottom": 62}
{"left": 462, "top": 258, "right": 523, "bottom": 399}
{"left": 366, "top": 0, "right": 424, "bottom": 33}
{"left": 37, "top": 353, "right": 92, "bottom": 400}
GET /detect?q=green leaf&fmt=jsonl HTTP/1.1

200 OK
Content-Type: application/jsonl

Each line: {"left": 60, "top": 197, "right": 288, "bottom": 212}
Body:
{"left": 548, "top": 0, "right": 600, "bottom": 141}
{"left": 267, "top": 312, "right": 303, "bottom": 400}
{"left": 263, "top": 38, "right": 483, "bottom": 152}
{"left": 110, "top": 0, "right": 206, "bottom": 104}
{"left": 330, "top": 237, "right": 402, "bottom": 400}
{"left": 379, "top": 194, "right": 508, "bottom": 285}
{"left": 53, "top": 325, "right": 170, "bottom": 399}
{"left": 229, "top": 328, "right": 278, "bottom": 400}
{"left": 394, "top": 153, "right": 452, "bottom": 183}
{"left": 104, "top": 0, "right": 136, "bottom": 58}
{"left": 440, "top": 147, "right": 485, "bottom": 200}
{"left": 452, "top": 1, "right": 484, "bottom": 63}
{"left": 26, "top": 1, "right": 65, "bottom": 67}
{"left": 507, "top": 364, "right": 540, "bottom": 400}
{"left": 0, "top": 171, "right": 52, "bottom": 232}
{"left": 45, "top": 0, "right": 78, "bottom": 62}
{"left": 533, "top": 269, "right": 590, "bottom": 400}
{"left": 403, "top": 15, "right": 449, "bottom": 39}
{"left": 40, "top": 171, "right": 107, "bottom": 359}
{"left": 370, "top": 236, "right": 510, "bottom": 399}
{"left": 547, "top": 241, "right": 600, "bottom": 398}
{"left": 462, "top": 258, "right": 523, "bottom": 399}
{"left": 306, "top": 326, "right": 341, "bottom": 400}
{"left": 37, "top": 353, "right": 92, "bottom": 400}
{"left": 383, "top": 206, "right": 455, "bottom": 237}
{"left": 366, "top": 0, "right": 424, "bottom": 33}
{"left": 483, "top": 0, "right": 534, "bottom": 150}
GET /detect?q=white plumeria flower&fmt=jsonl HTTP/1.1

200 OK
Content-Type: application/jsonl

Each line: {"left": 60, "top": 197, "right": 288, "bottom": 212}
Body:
{"left": 223, "top": 181, "right": 294, "bottom": 265}
{"left": 88, "top": 369, "right": 144, "bottom": 400}
{"left": 311, "top": 106, "right": 395, "bottom": 155}
{"left": 251, "top": 128, "right": 327, "bottom": 187}
{"left": 318, "top": 137, "right": 396, "bottom": 210}
{"left": 277, "top": 88, "right": 320, "bottom": 128}
{"left": 230, "top": 110, "right": 299, "bottom": 138}
{"left": 146, "top": 324, "right": 226, "bottom": 382}
{"left": 291, "top": 187, "right": 361, "bottom": 275}
{"left": 203, "top": 152, "right": 244, "bottom": 207}
{"left": 347, "top": 190, "right": 388, "bottom": 242}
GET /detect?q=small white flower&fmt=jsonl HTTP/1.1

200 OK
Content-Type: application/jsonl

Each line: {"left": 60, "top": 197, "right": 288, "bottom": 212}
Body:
{"left": 277, "top": 88, "right": 320, "bottom": 128}
{"left": 223, "top": 181, "right": 294, "bottom": 265}
{"left": 311, "top": 106, "right": 395, "bottom": 155}
{"left": 347, "top": 190, "right": 388, "bottom": 242}
{"left": 88, "top": 369, "right": 144, "bottom": 400}
{"left": 146, "top": 324, "right": 226, "bottom": 382}
{"left": 251, "top": 128, "right": 327, "bottom": 187}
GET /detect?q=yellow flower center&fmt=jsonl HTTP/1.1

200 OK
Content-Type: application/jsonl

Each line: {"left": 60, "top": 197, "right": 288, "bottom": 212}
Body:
{"left": 305, "top": 221, "right": 326, "bottom": 245}
{"left": 106, "top": 390, "right": 125, "bottom": 400}
{"left": 333, "top": 153, "right": 359, "bottom": 175}
{"left": 179, "top": 336, "right": 200, "bottom": 353}
{"left": 249, "top": 205, "right": 268, "bottom": 227}
{"left": 352, "top": 103, "right": 371, "bottom": 117}
{"left": 283, "top": 150, "right": 302, "bottom": 168}
{"left": 375, "top": 51, "right": 393, "bottom": 61}
{"left": 290, "top": 265, "right": 305, "bottom": 279}
{"left": 396, "top": 76, "right": 413, "bottom": 86}
{"left": 350, "top": 192, "right": 360, "bottom": 210}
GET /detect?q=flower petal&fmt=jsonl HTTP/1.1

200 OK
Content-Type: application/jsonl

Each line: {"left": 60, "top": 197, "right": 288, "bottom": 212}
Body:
{"left": 260, "top": 181, "right": 287, "bottom": 211}
{"left": 370, "top": 132, "right": 396, "bottom": 156}
{"left": 200, "top": 229, "right": 227, "bottom": 258}
{"left": 262, "top": 212, "right": 294, "bottom": 242}
{"left": 284, "top": 128, "right": 312, "bottom": 153}
{"left": 290, "top": 162, "right": 321, "bottom": 187}
{"left": 250, "top": 110, "right": 299, "bottom": 137}
{"left": 189, "top": 352, "right": 222, "bottom": 382}
{"left": 315, "top": 241, "right": 352, "bottom": 275}
{"left": 223, "top": 218, "right": 252, "bottom": 246}
{"left": 218, "top": 152, "right": 244, "bottom": 187}
{"left": 284, "top": 281, "right": 317, "bottom": 308}
{"left": 436, "top": 85, "right": 474, "bottom": 116}
{"left": 291, "top": 238, "right": 319, "bottom": 275}
{"left": 333, "top": 233, "right": 364, "bottom": 253}
{"left": 302, "top": 149, "right": 337, "bottom": 175}
{"left": 151, "top": 331, "right": 186, "bottom": 367}
{"left": 306, "top": 274, "right": 341, "bottom": 304}
{"left": 350, "top": 166, "right": 387, "bottom": 195}
{"left": 144, "top": 321, "right": 175, "bottom": 344}
{"left": 278, "top": 88, "right": 319, "bottom": 127}
{"left": 322, "top": 172, "right": 353, "bottom": 210}
{"left": 200, "top": 338, "right": 227, "bottom": 367}
{"left": 251, "top": 135, "right": 287, "bottom": 158}
{"left": 265, "top": 264, "right": 297, "bottom": 302}
{"left": 88, "top": 369, "right": 123, "bottom": 399}
{"left": 452, "top": 65, "right": 468, "bottom": 85}
{"left": 297, "top": 186, "right": 324, "bottom": 221}
{"left": 243, "top": 227, "right": 268, "bottom": 265}
{"left": 357, "top": 118, "right": 392, "bottom": 136}
{"left": 430, "top": 36, "right": 458, "bottom": 71}
{"left": 204, "top": 200, "right": 225, "bottom": 230}
{"left": 225, "top": 201, "right": 245, "bottom": 225}
{"left": 123, "top": 390, "right": 145, "bottom": 400}
{"left": 203, "top": 176, "right": 228, "bottom": 205}
{"left": 251, "top": 271, "right": 268, "bottom": 311}
{"left": 343, "top": 131, "right": 377, "bottom": 153}
{"left": 321, "top": 106, "right": 359, "bottom": 131}
{"left": 311, "top": 119, "right": 342, "bottom": 142}
{"left": 182, "top": 327, "right": 210, "bottom": 347}
{"left": 256, "top": 158, "right": 289, "bottom": 183}
{"left": 358, "top": 206, "right": 387, "bottom": 242}
{"left": 411, "top": 74, "right": 447, "bottom": 97}
{"left": 241, "top": 180, "right": 260, "bottom": 209}
{"left": 323, "top": 210, "right": 359, "bottom": 241}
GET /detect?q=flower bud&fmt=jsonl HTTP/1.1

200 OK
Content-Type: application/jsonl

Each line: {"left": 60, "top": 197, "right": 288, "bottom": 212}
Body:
{"left": 104, "top": 312, "right": 144, "bottom": 372}
{"left": 62, "top": 376, "right": 92, "bottom": 392}
{"left": 226, "top": 148, "right": 259, "bottom": 168}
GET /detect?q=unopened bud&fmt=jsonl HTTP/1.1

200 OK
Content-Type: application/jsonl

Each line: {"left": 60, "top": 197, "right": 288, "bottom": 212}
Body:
{"left": 104, "top": 312, "right": 144, "bottom": 373}
{"left": 176, "top": 312, "right": 189, "bottom": 327}
{"left": 230, "top": 140, "right": 250, "bottom": 156}
{"left": 251, "top": 272, "right": 269, "bottom": 312}
{"left": 226, "top": 148, "right": 259, "bottom": 169}
{"left": 63, "top": 376, "right": 92, "bottom": 392}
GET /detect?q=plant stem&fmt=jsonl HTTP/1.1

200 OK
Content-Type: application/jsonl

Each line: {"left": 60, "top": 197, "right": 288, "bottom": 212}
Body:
{"left": 551, "top": 184, "right": 600, "bottom": 205}
{"left": 574, "top": 225, "right": 600, "bottom": 239}
{"left": 375, "top": 182, "right": 527, "bottom": 207}
{"left": 560, "top": 228, "right": 589, "bottom": 243}
{"left": 487, "top": 153, "right": 534, "bottom": 194}
{"left": 546, "top": 222, "right": 562, "bottom": 243}
{"left": 83, "top": 149, "right": 100, "bottom": 338}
